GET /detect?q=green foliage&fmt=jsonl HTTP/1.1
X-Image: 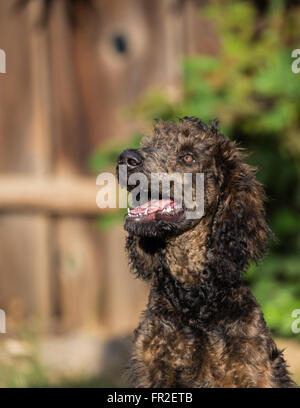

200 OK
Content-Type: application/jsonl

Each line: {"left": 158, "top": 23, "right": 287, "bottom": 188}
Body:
{"left": 89, "top": 132, "right": 142, "bottom": 173}
{"left": 95, "top": 208, "right": 127, "bottom": 231}
{"left": 129, "top": 0, "right": 300, "bottom": 338}
{"left": 0, "top": 357, "right": 120, "bottom": 387}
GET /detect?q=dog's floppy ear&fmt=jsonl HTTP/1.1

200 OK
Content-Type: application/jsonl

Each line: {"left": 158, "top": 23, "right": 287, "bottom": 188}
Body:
{"left": 209, "top": 140, "right": 271, "bottom": 284}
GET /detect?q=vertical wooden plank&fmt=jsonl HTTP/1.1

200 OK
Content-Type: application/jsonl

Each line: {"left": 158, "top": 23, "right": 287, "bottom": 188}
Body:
{"left": 0, "top": 0, "right": 52, "bottom": 331}
{"left": 72, "top": 0, "right": 184, "bottom": 148}
{"left": 48, "top": 0, "right": 88, "bottom": 174}
{"left": 0, "top": 215, "right": 50, "bottom": 330}
{"left": 48, "top": 1, "right": 104, "bottom": 331}
{"left": 0, "top": 1, "right": 32, "bottom": 173}
{"left": 103, "top": 225, "right": 148, "bottom": 336}
{"left": 183, "top": 0, "right": 220, "bottom": 56}
{"left": 54, "top": 217, "right": 103, "bottom": 331}
{"left": 28, "top": 1, "right": 53, "bottom": 176}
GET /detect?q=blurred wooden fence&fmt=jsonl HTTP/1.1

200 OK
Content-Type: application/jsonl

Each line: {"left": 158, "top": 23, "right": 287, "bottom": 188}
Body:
{"left": 0, "top": 0, "right": 218, "bottom": 335}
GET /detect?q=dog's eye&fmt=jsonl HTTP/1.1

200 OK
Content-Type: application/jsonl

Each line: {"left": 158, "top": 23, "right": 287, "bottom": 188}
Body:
{"left": 183, "top": 154, "right": 194, "bottom": 163}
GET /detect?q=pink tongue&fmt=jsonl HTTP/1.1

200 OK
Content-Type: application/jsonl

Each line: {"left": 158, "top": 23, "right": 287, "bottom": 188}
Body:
{"left": 130, "top": 199, "right": 174, "bottom": 215}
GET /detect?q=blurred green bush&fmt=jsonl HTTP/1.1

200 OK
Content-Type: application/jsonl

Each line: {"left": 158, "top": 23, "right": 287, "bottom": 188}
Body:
{"left": 92, "top": 0, "right": 300, "bottom": 338}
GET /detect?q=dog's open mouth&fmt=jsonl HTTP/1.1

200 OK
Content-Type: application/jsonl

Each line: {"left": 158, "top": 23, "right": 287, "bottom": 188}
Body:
{"left": 127, "top": 199, "right": 185, "bottom": 223}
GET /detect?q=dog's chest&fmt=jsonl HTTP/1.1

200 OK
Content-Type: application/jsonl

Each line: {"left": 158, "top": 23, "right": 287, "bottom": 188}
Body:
{"left": 133, "top": 319, "right": 227, "bottom": 387}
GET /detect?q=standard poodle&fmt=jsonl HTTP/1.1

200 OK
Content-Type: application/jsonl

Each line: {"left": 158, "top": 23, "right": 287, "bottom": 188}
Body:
{"left": 116, "top": 117, "right": 296, "bottom": 388}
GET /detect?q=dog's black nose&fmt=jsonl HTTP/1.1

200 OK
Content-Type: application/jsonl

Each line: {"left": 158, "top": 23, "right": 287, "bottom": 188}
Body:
{"left": 118, "top": 149, "right": 143, "bottom": 169}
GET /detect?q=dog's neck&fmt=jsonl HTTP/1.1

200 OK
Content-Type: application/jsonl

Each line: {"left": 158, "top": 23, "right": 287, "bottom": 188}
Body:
{"left": 126, "top": 217, "right": 243, "bottom": 325}
{"left": 160, "top": 218, "right": 211, "bottom": 286}
{"left": 126, "top": 217, "right": 210, "bottom": 283}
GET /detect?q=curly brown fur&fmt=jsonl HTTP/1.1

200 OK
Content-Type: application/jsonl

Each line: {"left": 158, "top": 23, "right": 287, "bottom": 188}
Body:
{"left": 117, "top": 117, "right": 296, "bottom": 388}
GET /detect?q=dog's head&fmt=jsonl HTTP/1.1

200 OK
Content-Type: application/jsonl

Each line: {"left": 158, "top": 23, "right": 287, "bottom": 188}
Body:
{"left": 117, "top": 117, "right": 271, "bottom": 276}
